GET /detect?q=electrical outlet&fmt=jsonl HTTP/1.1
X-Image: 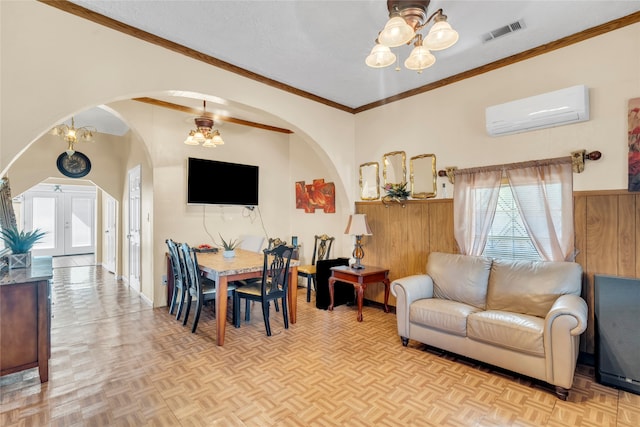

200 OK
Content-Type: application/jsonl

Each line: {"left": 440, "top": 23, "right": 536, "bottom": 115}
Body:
{"left": 161, "top": 275, "right": 167, "bottom": 285}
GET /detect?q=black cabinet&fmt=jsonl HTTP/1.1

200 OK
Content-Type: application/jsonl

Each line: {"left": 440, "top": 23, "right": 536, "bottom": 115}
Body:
{"left": 594, "top": 274, "right": 640, "bottom": 395}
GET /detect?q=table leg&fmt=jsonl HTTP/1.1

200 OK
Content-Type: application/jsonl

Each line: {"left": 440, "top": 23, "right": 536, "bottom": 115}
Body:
{"left": 327, "top": 277, "right": 336, "bottom": 311}
{"left": 288, "top": 266, "right": 298, "bottom": 324}
{"left": 216, "top": 276, "right": 228, "bottom": 346}
{"left": 383, "top": 278, "right": 391, "bottom": 313}
{"left": 355, "top": 284, "right": 364, "bottom": 322}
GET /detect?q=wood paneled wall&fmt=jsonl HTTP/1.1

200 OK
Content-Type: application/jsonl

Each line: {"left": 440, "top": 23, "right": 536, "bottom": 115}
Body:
{"left": 356, "top": 191, "right": 640, "bottom": 355}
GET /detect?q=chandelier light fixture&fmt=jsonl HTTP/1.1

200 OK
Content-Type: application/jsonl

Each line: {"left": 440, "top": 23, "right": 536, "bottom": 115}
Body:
{"left": 366, "top": 0, "right": 459, "bottom": 73}
{"left": 51, "top": 116, "right": 96, "bottom": 156}
{"left": 184, "top": 100, "right": 224, "bottom": 147}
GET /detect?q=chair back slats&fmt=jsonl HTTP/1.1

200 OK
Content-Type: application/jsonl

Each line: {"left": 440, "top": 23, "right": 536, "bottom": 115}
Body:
{"left": 179, "top": 242, "right": 200, "bottom": 297}
{"left": 261, "top": 244, "right": 293, "bottom": 298}
{"left": 166, "top": 239, "right": 183, "bottom": 288}
{"left": 311, "top": 234, "right": 335, "bottom": 265}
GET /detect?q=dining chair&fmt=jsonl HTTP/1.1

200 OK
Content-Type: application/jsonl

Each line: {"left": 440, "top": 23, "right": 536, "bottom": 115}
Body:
{"left": 297, "top": 234, "right": 335, "bottom": 302}
{"left": 246, "top": 237, "right": 287, "bottom": 315}
{"left": 180, "top": 242, "right": 237, "bottom": 333}
{"left": 233, "top": 244, "right": 294, "bottom": 336}
{"left": 166, "top": 239, "right": 188, "bottom": 320}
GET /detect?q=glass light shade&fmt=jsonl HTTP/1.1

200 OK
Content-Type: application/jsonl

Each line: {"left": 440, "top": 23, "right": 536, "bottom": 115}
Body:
{"left": 184, "top": 132, "right": 200, "bottom": 145}
{"left": 211, "top": 130, "right": 224, "bottom": 145}
{"left": 365, "top": 44, "right": 396, "bottom": 68}
{"left": 202, "top": 137, "right": 217, "bottom": 147}
{"left": 378, "top": 16, "right": 415, "bottom": 47}
{"left": 404, "top": 45, "right": 435, "bottom": 71}
{"left": 424, "top": 20, "right": 459, "bottom": 51}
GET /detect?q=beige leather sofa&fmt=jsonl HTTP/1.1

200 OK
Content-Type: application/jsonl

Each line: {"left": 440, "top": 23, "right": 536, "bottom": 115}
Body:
{"left": 391, "top": 252, "right": 587, "bottom": 400}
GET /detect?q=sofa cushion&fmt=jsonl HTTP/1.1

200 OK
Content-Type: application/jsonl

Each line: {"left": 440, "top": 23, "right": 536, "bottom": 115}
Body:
{"left": 486, "top": 259, "right": 582, "bottom": 318}
{"left": 410, "top": 299, "right": 482, "bottom": 336}
{"left": 467, "top": 310, "right": 545, "bottom": 356}
{"left": 427, "top": 252, "right": 492, "bottom": 309}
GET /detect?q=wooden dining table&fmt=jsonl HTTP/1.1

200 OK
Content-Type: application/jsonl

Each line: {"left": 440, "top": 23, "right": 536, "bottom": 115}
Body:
{"left": 196, "top": 248, "right": 299, "bottom": 346}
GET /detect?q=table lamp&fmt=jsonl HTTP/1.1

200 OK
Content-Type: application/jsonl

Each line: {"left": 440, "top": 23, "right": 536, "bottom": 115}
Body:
{"left": 344, "top": 213, "right": 372, "bottom": 269}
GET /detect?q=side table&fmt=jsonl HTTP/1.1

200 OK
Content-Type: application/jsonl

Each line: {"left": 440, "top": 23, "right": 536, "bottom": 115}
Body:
{"left": 328, "top": 265, "right": 390, "bottom": 322}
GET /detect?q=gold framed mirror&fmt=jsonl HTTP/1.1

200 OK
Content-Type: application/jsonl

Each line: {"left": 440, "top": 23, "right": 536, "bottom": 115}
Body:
{"left": 410, "top": 154, "right": 437, "bottom": 199}
{"left": 359, "top": 162, "right": 380, "bottom": 200}
{"left": 383, "top": 151, "right": 406, "bottom": 185}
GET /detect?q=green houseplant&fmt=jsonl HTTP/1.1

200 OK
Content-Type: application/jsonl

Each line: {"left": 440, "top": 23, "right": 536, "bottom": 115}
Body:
{"left": 217, "top": 234, "right": 240, "bottom": 258}
{"left": 0, "top": 225, "right": 46, "bottom": 269}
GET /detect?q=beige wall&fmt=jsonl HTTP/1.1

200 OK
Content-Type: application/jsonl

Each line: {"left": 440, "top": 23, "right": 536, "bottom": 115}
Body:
{"left": 355, "top": 24, "right": 640, "bottom": 194}
{"left": 1, "top": 1, "right": 354, "bottom": 307}
{"left": 2, "top": 1, "right": 639, "bottom": 307}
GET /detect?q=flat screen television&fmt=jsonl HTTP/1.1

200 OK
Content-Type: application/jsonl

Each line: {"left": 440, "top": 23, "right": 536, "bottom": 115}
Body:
{"left": 187, "top": 157, "right": 259, "bottom": 206}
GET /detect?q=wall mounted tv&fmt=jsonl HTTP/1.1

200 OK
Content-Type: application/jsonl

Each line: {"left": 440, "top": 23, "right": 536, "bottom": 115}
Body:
{"left": 187, "top": 157, "right": 259, "bottom": 206}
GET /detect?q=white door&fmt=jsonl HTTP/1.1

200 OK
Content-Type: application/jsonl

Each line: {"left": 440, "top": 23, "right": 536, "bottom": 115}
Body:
{"left": 25, "top": 185, "right": 96, "bottom": 257}
{"left": 128, "top": 165, "right": 141, "bottom": 292}
{"left": 104, "top": 194, "right": 117, "bottom": 273}
{"left": 64, "top": 192, "right": 95, "bottom": 255}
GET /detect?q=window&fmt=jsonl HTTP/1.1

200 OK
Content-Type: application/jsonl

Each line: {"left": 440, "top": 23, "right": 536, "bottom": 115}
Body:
{"left": 483, "top": 184, "right": 541, "bottom": 261}
{"left": 454, "top": 158, "right": 574, "bottom": 262}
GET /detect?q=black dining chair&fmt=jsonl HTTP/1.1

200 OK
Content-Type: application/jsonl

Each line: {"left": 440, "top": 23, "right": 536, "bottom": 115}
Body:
{"left": 166, "top": 239, "right": 188, "bottom": 320}
{"left": 297, "top": 234, "right": 334, "bottom": 302}
{"left": 233, "top": 244, "right": 294, "bottom": 336}
{"left": 236, "top": 237, "right": 287, "bottom": 317}
{"left": 180, "top": 242, "right": 237, "bottom": 333}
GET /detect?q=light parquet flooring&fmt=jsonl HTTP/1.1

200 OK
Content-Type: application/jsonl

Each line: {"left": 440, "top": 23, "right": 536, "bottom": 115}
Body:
{"left": 1, "top": 264, "right": 639, "bottom": 426}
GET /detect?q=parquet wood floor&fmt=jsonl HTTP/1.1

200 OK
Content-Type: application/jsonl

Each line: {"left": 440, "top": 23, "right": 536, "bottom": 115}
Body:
{"left": 1, "top": 264, "right": 638, "bottom": 426}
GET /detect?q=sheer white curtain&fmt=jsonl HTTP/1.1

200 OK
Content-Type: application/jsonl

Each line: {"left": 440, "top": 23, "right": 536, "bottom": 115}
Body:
{"left": 453, "top": 169, "right": 502, "bottom": 256}
{"left": 506, "top": 158, "right": 574, "bottom": 261}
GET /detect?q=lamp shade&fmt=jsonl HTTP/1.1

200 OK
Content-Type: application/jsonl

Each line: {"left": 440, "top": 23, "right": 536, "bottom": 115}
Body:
{"left": 344, "top": 214, "right": 372, "bottom": 236}
{"left": 365, "top": 43, "right": 396, "bottom": 68}
{"left": 404, "top": 45, "right": 435, "bottom": 71}
{"left": 424, "top": 20, "right": 459, "bottom": 51}
{"left": 378, "top": 16, "right": 415, "bottom": 47}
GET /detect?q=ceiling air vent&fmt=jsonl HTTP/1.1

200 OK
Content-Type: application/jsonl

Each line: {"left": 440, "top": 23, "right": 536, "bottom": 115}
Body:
{"left": 482, "top": 20, "right": 526, "bottom": 42}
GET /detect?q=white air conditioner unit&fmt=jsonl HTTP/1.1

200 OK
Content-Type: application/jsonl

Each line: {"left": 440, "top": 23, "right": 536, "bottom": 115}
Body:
{"left": 486, "top": 85, "right": 589, "bottom": 136}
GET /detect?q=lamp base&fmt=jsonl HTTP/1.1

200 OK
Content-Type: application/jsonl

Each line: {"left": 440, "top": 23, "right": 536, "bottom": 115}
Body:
{"left": 351, "top": 263, "right": 365, "bottom": 270}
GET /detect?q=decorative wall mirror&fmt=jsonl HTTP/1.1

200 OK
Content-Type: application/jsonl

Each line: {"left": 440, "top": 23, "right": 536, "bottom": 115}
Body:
{"left": 0, "top": 177, "right": 17, "bottom": 232}
{"left": 359, "top": 162, "right": 380, "bottom": 200}
{"left": 383, "top": 151, "right": 406, "bottom": 185}
{"left": 410, "top": 154, "right": 437, "bottom": 199}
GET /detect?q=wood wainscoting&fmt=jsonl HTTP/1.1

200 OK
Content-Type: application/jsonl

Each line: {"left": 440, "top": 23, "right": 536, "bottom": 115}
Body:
{"left": 356, "top": 190, "right": 640, "bottom": 355}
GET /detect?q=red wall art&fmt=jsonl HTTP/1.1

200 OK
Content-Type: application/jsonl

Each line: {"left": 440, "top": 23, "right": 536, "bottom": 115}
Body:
{"left": 629, "top": 98, "right": 640, "bottom": 192}
{"left": 295, "top": 179, "right": 335, "bottom": 213}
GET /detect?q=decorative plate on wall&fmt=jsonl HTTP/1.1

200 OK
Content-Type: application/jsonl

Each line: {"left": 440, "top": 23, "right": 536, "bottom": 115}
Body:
{"left": 56, "top": 152, "right": 91, "bottom": 178}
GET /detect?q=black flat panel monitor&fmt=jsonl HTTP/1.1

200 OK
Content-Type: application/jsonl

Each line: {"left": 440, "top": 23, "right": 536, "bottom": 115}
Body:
{"left": 187, "top": 157, "right": 259, "bottom": 206}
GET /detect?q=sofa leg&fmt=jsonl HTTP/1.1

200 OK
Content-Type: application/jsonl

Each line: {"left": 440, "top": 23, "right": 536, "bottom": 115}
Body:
{"left": 401, "top": 337, "right": 409, "bottom": 347}
{"left": 555, "top": 386, "right": 569, "bottom": 401}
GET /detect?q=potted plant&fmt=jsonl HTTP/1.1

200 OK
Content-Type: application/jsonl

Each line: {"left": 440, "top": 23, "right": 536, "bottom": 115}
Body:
{"left": 217, "top": 234, "right": 240, "bottom": 258}
{"left": 0, "top": 225, "right": 46, "bottom": 269}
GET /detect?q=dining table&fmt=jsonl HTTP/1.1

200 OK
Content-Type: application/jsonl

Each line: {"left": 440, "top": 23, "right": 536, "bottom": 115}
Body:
{"left": 196, "top": 248, "right": 299, "bottom": 346}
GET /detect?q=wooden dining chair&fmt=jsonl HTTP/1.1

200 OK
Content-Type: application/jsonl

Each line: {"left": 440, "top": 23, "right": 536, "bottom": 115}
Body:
{"left": 180, "top": 242, "right": 237, "bottom": 333}
{"left": 233, "top": 244, "right": 294, "bottom": 336}
{"left": 166, "top": 239, "right": 188, "bottom": 320}
{"left": 236, "top": 237, "right": 287, "bottom": 317}
{"left": 297, "top": 234, "right": 334, "bottom": 302}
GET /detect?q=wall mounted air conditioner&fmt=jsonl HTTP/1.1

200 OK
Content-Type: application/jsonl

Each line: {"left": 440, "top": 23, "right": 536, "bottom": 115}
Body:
{"left": 486, "top": 85, "right": 589, "bottom": 136}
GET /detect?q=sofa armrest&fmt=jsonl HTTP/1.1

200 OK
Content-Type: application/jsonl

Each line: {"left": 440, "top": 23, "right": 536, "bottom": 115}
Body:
{"left": 543, "top": 294, "right": 588, "bottom": 389}
{"left": 545, "top": 294, "right": 588, "bottom": 336}
{"left": 391, "top": 275, "right": 434, "bottom": 340}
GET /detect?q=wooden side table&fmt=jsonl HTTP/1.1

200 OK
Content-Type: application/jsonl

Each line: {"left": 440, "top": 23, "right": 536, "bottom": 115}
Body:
{"left": 328, "top": 265, "right": 390, "bottom": 322}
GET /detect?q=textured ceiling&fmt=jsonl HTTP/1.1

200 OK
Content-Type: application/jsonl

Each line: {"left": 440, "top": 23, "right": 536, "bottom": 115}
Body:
{"left": 68, "top": 0, "right": 640, "bottom": 110}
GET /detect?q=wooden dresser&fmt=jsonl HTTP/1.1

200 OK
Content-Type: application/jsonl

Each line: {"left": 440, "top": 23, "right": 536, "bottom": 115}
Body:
{"left": 0, "top": 256, "right": 52, "bottom": 382}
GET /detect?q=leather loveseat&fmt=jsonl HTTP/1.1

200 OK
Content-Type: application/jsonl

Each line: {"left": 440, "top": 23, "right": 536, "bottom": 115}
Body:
{"left": 391, "top": 252, "right": 587, "bottom": 400}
